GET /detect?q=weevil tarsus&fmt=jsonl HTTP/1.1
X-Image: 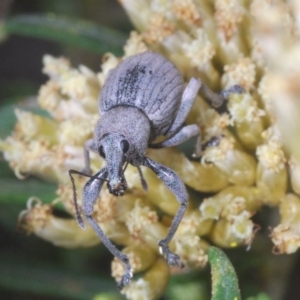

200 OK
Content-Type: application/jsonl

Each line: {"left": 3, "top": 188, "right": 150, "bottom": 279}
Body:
{"left": 221, "top": 84, "right": 245, "bottom": 99}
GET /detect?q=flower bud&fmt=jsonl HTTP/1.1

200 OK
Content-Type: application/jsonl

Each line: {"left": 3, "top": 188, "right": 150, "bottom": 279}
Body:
{"left": 15, "top": 109, "right": 58, "bottom": 144}
{"left": 227, "top": 92, "right": 265, "bottom": 151}
{"left": 271, "top": 224, "right": 300, "bottom": 254}
{"left": 147, "top": 148, "right": 229, "bottom": 193}
{"left": 121, "top": 258, "right": 170, "bottom": 300}
{"left": 222, "top": 57, "right": 256, "bottom": 92}
{"left": 173, "top": 234, "right": 209, "bottom": 268}
{"left": 125, "top": 199, "right": 168, "bottom": 252}
{"left": 216, "top": 185, "right": 262, "bottom": 212}
{"left": 178, "top": 209, "right": 213, "bottom": 237}
{"left": 256, "top": 142, "right": 287, "bottom": 206}
{"left": 210, "top": 211, "right": 254, "bottom": 248}
{"left": 18, "top": 197, "right": 99, "bottom": 248}
{"left": 289, "top": 158, "right": 300, "bottom": 196}
{"left": 111, "top": 244, "right": 157, "bottom": 281}
{"left": 202, "top": 137, "right": 256, "bottom": 186}
{"left": 268, "top": 183, "right": 300, "bottom": 253}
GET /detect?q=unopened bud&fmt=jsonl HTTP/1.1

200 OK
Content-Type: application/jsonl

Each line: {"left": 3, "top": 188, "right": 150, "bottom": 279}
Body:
{"left": 121, "top": 258, "right": 170, "bottom": 300}
{"left": 18, "top": 197, "right": 99, "bottom": 248}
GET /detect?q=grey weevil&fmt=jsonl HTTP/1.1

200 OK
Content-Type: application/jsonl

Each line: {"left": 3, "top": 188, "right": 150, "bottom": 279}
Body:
{"left": 69, "top": 51, "right": 243, "bottom": 289}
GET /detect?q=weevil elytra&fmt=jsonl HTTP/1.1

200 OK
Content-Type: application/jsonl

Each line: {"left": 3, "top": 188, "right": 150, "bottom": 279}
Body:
{"left": 69, "top": 51, "right": 243, "bottom": 289}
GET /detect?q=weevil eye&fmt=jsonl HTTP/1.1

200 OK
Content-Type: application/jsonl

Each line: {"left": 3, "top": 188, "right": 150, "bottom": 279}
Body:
{"left": 99, "top": 145, "right": 106, "bottom": 158}
{"left": 120, "top": 139, "right": 129, "bottom": 153}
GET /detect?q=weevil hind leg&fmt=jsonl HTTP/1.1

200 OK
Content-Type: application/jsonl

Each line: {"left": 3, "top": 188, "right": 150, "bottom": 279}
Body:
{"left": 149, "top": 124, "right": 202, "bottom": 157}
{"left": 150, "top": 78, "right": 202, "bottom": 157}
{"left": 166, "top": 77, "right": 201, "bottom": 137}
{"left": 143, "top": 157, "right": 188, "bottom": 268}
{"left": 201, "top": 83, "right": 245, "bottom": 108}
{"left": 221, "top": 84, "right": 245, "bottom": 99}
{"left": 82, "top": 168, "right": 133, "bottom": 289}
{"left": 83, "top": 139, "right": 97, "bottom": 175}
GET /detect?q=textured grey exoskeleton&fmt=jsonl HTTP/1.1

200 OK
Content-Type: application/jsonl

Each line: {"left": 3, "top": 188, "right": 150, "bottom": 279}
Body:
{"left": 69, "top": 51, "right": 242, "bottom": 289}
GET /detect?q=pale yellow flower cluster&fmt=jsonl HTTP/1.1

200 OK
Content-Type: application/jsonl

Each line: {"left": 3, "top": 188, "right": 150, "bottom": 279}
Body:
{"left": 120, "top": 0, "right": 300, "bottom": 261}
{"left": 1, "top": 0, "right": 300, "bottom": 299}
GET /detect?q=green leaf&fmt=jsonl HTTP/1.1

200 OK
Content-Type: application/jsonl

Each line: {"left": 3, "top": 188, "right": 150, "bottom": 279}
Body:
{"left": 3, "top": 14, "right": 127, "bottom": 55}
{"left": 0, "top": 102, "right": 16, "bottom": 139}
{"left": 208, "top": 246, "right": 242, "bottom": 300}
{"left": 93, "top": 293, "right": 123, "bottom": 300}
{"left": 0, "top": 176, "right": 56, "bottom": 204}
{"left": 0, "top": 254, "right": 117, "bottom": 300}
{"left": 245, "top": 293, "right": 271, "bottom": 300}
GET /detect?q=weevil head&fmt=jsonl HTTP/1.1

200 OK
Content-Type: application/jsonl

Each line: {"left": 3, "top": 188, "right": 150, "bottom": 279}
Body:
{"left": 98, "top": 133, "right": 130, "bottom": 196}
{"left": 94, "top": 106, "right": 151, "bottom": 196}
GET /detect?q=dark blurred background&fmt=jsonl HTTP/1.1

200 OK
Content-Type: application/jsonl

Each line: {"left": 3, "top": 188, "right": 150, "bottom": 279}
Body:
{"left": 1, "top": 1, "right": 300, "bottom": 300}
{"left": 0, "top": 0, "right": 132, "bottom": 100}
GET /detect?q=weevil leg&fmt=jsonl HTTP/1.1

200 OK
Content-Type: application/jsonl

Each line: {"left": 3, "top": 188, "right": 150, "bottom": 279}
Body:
{"left": 199, "top": 82, "right": 224, "bottom": 108}
{"left": 149, "top": 124, "right": 202, "bottom": 156}
{"left": 201, "top": 83, "right": 245, "bottom": 107}
{"left": 83, "top": 139, "right": 97, "bottom": 175}
{"left": 86, "top": 216, "right": 132, "bottom": 289}
{"left": 166, "top": 77, "right": 201, "bottom": 137}
{"left": 143, "top": 157, "right": 188, "bottom": 268}
{"left": 221, "top": 84, "right": 245, "bottom": 99}
{"left": 82, "top": 167, "right": 132, "bottom": 289}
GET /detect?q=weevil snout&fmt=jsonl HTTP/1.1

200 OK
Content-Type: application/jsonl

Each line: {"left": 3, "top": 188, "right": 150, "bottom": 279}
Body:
{"left": 108, "top": 176, "right": 127, "bottom": 196}
{"left": 98, "top": 133, "right": 130, "bottom": 196}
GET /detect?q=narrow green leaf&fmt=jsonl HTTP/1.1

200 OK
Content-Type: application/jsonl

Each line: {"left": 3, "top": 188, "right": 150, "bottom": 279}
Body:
{"left": 0, "top": 177, "right": 56, "bottom": 204}
{"left": 0, "top": 102, "right": 16, "bottom": 139}
{"left": 0, "top": 254, "right": 117, "bottom": 300}
{"left": 208, "top": 246, "right": 242, "bottom": 300}
{"left": 93, "top": 293, "right": 123, "bottom": 300}
{"left": 246, "top": 293, "right": 271, "bottom": 300}
{"left": 4, "top": 14, "right": 127, "bottom": 55}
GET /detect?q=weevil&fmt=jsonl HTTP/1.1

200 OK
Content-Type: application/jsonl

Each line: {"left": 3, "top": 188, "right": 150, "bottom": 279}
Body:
{"left": 69, "top": 51, "right": 243, "bottom": 289}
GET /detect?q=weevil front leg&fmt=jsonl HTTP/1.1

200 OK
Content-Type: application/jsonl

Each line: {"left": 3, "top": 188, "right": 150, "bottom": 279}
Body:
{"left": 82, "top": 167, "right": 133, "bottom": 289}
{"left": 83, "top": 139, "right": 97, "bottom": 175}
{"left": 143, "top": 157, "right": 188, "bottom": 268}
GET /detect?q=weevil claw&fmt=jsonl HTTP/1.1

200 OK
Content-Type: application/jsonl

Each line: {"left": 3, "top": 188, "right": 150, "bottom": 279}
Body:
{"left": 158, "top": 241, "right": 185, "bottom": 268}
{"left": 117, "top": 266, "right": 133, "bottom": 290}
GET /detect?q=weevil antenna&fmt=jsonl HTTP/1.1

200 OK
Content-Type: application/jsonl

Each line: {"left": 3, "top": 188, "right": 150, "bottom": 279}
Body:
{"left": 122, "top": 161, "right": 129, "bottom": 174}
{"left": 137, "top": 165, "right": 148, "bottom": 192}
{"left": 69, "top": 170, "right": 85, "bottom": 229}
{"left": 69, "top": 169, "right": 109, "bottom": 182}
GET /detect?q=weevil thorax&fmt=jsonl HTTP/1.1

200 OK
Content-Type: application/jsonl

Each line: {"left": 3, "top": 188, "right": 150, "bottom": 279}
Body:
{"left": 94, "top": 106, "right": 151, "bottom": 196}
